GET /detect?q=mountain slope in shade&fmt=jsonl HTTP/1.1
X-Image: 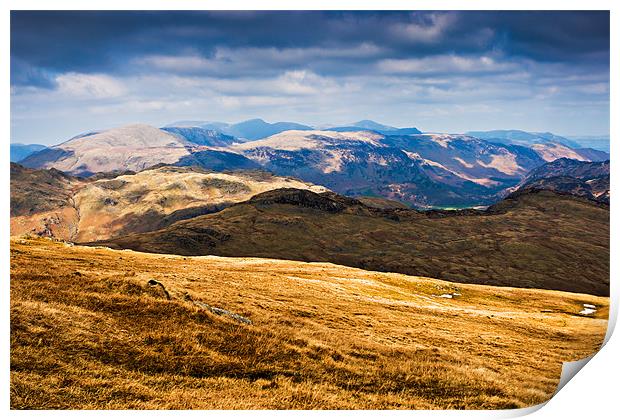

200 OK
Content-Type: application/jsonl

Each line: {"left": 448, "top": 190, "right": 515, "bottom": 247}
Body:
{"left": 94, "top": 188, "right": 609, "bottom": 296}
{"left": 200, "top": 118, "right": 314, "bottom": 140}
{"left": 18, "top": 123, "right": 607, "bottom": 208}
{"left": 19, "top": 124, "right": 193, "bottom": 176}
{"left": 350, "top": 120, "right": 398, "bottom": 131}
{"left": 523, "top": 158, "right": 610, "bottom": 181}
{"left": 175, "top": 150, "right": 261, "bottom": 172}
{"left": 10, "top": 163, "right": 82, "bottom": 217}
{"left": 515, "top": 158, "right": 610, "bottom": 203}
{"left": 11, "top": 143, "right": 48, "bottom": 162}
{"left": 466, "top": 129, "right": 581, "bottom": 148}
{"left": 161, "top": 126, "right": 236, "bottom": 147}
{"left": 572, "top": 147, "right": 610, "bottom": 162}
{"left": 10, "top": 165, "right": 327, "bottom": 242}
{"left": 230, "top": 130, "right": 606, "bottom": 207}
{"left": 380, "top": 134, "right": 545, "bottom": 187}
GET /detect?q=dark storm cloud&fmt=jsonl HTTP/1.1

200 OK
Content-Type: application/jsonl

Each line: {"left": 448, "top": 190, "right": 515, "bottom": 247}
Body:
{"left": 11, "top": 10, "right": 609, "bottom": 83}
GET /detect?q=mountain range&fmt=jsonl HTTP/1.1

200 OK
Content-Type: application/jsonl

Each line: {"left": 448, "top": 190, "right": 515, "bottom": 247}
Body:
{"left": 15, "top": 121, "right": 610, "bottom": 208}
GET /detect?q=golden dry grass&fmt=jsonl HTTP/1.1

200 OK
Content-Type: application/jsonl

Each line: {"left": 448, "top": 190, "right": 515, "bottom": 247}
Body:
{"left": 10, "top": 237, "right": 608, "bottom": 409}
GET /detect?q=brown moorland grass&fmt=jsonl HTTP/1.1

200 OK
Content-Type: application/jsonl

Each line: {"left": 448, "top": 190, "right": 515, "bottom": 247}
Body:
{"left": 10, "top": 238, "right": 608, "bottom": 409}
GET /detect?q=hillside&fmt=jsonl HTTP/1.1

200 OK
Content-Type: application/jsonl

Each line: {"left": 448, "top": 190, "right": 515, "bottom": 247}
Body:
{"left": 10, "top": 165, "right": 327, "bottom": 242}
{"left": 516, "top": 158, "right": 610, "bottom": 203}
{"left": 327, "top": 120, "right": 422, "bottom": 136}
{"left": 93, "top": 188, "right": 610, "bottom": 296}
{"left": 10, "top": 238, "right": 608, "bottom": 409}
{"left": 192, "top": 118, "right": 314, "bottom": 140}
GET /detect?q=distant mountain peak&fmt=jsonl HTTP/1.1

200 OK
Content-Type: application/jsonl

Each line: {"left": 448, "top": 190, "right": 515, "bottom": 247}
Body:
{"left": 350, "top": 120, "right": 398, "bottom": 131}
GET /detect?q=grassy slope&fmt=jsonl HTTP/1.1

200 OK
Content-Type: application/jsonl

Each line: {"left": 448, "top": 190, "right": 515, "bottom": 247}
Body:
{"left": 96, "top": 190, "right": 610, "bottom": 296}
{"left": 11, "top": 238, "right": 608, "bottom": 409}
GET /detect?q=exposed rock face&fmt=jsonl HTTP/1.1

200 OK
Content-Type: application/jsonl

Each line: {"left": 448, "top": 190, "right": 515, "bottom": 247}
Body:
{"left": 10, "top": 163, "right": 81, "bottom": 217}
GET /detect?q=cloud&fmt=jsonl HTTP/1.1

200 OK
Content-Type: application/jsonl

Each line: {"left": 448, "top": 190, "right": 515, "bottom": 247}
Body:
{"left": 55, "top": 73, "right": 126, "bottom": 98}
{"left": 137, "top": 43, "right": 386, "bottom": 78}
{"left": 389, "top": 12, "right": 457, "bottom": 43}
{"left": 377, "top": 54, "right": 517, "bottom": 75}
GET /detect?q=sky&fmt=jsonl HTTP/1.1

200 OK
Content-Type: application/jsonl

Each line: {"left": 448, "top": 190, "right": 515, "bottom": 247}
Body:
{"left": 10, "top": 10, "right": 610, "bottom": 145}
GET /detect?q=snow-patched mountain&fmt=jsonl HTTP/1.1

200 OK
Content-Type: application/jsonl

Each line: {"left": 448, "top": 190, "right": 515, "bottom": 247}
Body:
{"left": 230, "top": 130, "right": 446, "bottom": 207}
{"left": 381, "top": 133, "right": 546, "bottom": 188}
{"left": 20, "top": 124, "right": 194, "bottom": 175}
{"left": 465, "top": 130, "right": 609, "bottom": 163}
{"left": 230, "top": 130, "right": 546, "bottom": 207}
